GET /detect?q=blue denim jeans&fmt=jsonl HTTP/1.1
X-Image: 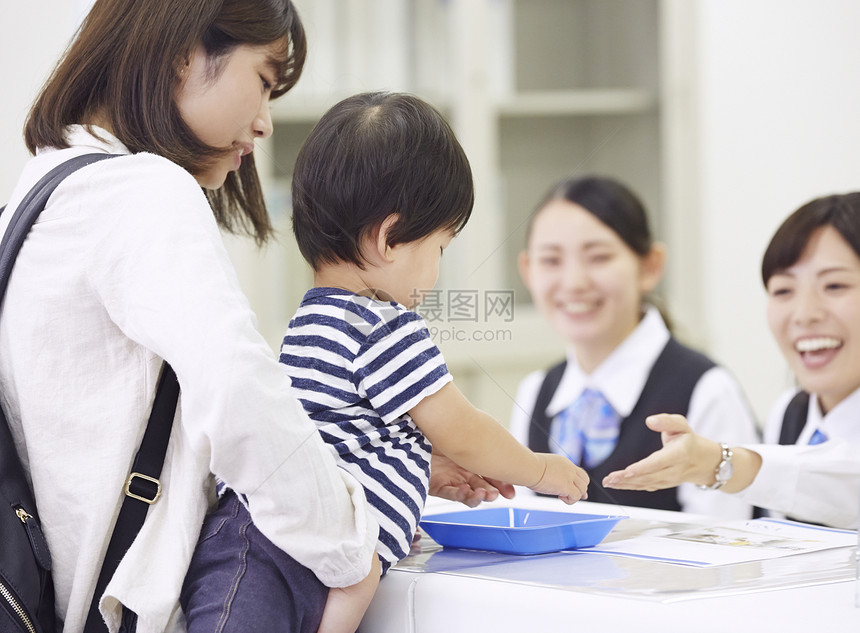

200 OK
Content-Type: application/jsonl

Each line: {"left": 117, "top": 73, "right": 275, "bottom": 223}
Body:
{"left": 180, "top": 489, "right": 329, "bottom": 633}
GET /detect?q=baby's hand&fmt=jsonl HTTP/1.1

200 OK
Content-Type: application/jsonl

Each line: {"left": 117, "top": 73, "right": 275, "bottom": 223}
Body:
{"left": 529, "top": 454, "right": 589, "bottom": 504}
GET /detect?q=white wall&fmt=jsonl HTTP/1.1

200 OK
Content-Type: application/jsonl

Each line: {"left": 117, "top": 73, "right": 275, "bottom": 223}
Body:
{"left": 0, "top": 3, "right": 93, "bottom": 202}
{"left": 688, "top": 0, "right": 860, "bottom": 421}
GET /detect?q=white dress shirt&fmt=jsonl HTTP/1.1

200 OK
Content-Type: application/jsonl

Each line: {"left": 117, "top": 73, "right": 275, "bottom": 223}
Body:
{"left": 510, "top": 307, "right": 759, "bottom": 519}
{"left": 0, "top": 127, "right": 377, "bottom": 633}
{"left": 737, "top": 386, "right": 860, "bottom": 529}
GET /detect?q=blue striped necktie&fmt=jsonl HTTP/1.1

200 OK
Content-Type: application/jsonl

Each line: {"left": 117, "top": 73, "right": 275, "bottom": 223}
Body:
{"left": 551, "top": 388, "right": 621, "bottom": 468}
{"left": 808, "top": 428, "right": 828, "bottom": 445}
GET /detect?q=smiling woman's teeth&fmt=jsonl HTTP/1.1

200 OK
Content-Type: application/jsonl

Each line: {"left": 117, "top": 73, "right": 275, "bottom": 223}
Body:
{"left": 563, "top": 302, "right": 593, "bottom": 315}
{"left": 795, "top": 337, "right": 842, "bottom": 353}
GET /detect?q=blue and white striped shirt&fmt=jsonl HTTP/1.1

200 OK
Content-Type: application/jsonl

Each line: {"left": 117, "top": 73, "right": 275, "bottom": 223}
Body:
{"left": 280, "top": 288, "right": 452, "bottom": 569}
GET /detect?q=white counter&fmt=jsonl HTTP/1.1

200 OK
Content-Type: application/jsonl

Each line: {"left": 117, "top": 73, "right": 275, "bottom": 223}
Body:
{"left": 360, "top": 496, "right": 860, "bottom": 633}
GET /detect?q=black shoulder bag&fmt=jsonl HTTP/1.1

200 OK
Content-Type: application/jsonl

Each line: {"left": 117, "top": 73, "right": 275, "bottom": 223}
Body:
{"left": 0, "top": 154, "right": 180, "bottom": 633}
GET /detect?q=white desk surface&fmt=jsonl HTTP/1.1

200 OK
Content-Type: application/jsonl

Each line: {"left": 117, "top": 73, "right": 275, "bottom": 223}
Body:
{"left": 360, "top": 496, "right": 860, "bottom": 633}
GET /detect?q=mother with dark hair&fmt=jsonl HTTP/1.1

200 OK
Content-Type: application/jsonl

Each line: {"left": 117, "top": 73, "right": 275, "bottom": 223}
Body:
{"left": 4, "top": 2, "right": 509, "bottom": 632}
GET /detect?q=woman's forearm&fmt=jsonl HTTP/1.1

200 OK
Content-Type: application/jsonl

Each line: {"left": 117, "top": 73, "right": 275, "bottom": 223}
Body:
{"left": 720, "top": 447, "right": 763, "bottom": 493}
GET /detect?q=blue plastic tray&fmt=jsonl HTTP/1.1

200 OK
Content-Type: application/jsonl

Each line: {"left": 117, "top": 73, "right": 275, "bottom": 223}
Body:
{"left": 419, "top": 507, "right": 625, "bottom": 555}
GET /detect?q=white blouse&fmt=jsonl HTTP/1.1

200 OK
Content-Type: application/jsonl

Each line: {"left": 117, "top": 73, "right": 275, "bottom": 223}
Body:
{"left": 510, "top": 306, "right": 760, "bottom": 519}
{"left": 0, "top": 127, "right": 377, "bottom": 633}
{"left": 737, "top": 386, "right": 860, "bottom": 529}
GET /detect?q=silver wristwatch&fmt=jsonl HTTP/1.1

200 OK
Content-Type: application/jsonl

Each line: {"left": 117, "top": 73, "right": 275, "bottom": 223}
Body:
{"left": 698, "top": 443, "right": 733, "bottom": 491}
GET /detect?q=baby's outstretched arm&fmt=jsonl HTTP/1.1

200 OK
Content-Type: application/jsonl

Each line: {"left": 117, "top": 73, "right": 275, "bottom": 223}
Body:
{"left": 410, "top": 383, "right": 588, "bottom": 504}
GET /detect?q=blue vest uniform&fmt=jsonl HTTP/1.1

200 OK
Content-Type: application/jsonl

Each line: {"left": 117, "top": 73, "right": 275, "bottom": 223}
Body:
{"left": 528, "top": 338, "right": 715, "bottom": 511}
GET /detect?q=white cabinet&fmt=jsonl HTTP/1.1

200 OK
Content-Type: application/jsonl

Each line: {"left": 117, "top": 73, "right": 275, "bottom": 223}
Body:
{"left": 231, "top": 0, "right": 667, "bottom": 423}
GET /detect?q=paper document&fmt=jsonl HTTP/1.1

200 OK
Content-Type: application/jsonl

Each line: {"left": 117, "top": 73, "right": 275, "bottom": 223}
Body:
{"left": 588, "top": 518, "right": 856, "bottom": 566}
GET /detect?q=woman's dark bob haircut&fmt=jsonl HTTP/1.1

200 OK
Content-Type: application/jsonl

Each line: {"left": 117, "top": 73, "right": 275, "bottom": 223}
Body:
{"left": 24, "top": 0, "right": 306, "bottom": 245}
{"left": 292, "top": 91, "right": 474, "bottom": 270}
{"left": 761, "top": 192, "right": 860, "bottom": 286}
{"left": 528, "top": 174, "right": 654, "bottom": 257}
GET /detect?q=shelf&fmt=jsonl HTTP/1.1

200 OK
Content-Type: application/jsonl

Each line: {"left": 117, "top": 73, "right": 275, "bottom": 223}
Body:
{"left": 272, "top": 89, "right": 657, "bottom": 123}
{"left": 270, "top": 91, "right": 453, "bottom": 124}
{"left": 270, "top": 96, "right": 334, "bottom": 123}
{"left": 248, "top": 0, "right": 664, "bottom": 425}
{"left": 497, "top": 89, "right": 657, "bottom": 117}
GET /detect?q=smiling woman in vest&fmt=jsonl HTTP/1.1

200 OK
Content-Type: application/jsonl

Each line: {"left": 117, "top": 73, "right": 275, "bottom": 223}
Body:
{"left": 511, "top": 175, "right": 760, "bottom": 518}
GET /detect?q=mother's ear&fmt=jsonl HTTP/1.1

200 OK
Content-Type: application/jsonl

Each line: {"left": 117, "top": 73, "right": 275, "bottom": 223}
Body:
{"left": 174, "top": 51, "right": 192, "bottom": 83}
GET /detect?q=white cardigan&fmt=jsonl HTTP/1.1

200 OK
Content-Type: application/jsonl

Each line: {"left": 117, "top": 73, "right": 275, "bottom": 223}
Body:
{"left": 0, "top": 127, "right": 377, "bottom": 633}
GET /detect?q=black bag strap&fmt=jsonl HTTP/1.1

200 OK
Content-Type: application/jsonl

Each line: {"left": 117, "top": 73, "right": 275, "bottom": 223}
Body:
{"left": 83, "top": 362, "right": 179, "bottom": 633}
{"left": 1, "top": 153, "right": 180, "bottom": 633}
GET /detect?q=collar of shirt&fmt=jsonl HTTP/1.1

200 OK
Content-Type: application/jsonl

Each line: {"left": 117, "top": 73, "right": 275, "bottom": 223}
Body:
{"left": 800, "top": 386, "right": 860, "bottom": 445}
{"left": 545, "top": 305, "right": 670, "bottom": 418}
{"left": 37, "top": 124, "right": 129, "bottom": 156}
{"left": 10, "top": 126, "right": 130, "bottom": 211}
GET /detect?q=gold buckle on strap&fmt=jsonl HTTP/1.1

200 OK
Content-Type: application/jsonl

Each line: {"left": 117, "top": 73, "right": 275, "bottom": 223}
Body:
{"left": 124, "top": 472, "right": 162, "bottom": 504}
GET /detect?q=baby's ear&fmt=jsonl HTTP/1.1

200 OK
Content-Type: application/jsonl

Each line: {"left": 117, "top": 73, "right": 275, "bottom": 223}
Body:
{"left": 374, "top": 213, "right": 400, "bottom": 263}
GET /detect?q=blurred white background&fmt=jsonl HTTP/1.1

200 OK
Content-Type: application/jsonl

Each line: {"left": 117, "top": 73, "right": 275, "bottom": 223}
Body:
{"left": 3, "top": 0, "right": 860, "bottom": 429}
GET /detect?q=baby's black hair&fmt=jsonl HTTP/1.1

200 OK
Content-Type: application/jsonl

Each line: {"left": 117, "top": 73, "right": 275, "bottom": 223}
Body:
{"left": 292, "top": 91, "right": 474, "bottom": 270}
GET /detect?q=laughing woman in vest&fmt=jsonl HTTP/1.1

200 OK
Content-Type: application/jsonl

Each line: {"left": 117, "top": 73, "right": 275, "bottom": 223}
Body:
{"left": 604, "top": 193, "right": 860, "bottom": 529}
{"left": 510, "top": 175, "right": 760, "bottom": 517}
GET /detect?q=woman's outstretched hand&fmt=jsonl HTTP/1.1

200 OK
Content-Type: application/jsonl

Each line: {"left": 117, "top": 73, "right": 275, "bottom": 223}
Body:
{"left": 602, "top": 414, "right": 722, "bottom": 491}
